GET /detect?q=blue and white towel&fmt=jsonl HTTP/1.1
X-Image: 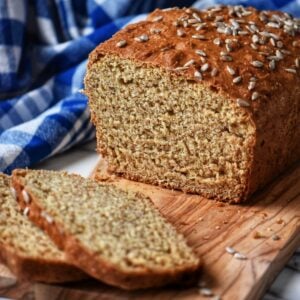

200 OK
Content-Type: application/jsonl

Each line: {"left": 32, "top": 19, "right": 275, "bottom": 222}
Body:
{"left": 0, "top": 0, "right": 299, "bottom": 173}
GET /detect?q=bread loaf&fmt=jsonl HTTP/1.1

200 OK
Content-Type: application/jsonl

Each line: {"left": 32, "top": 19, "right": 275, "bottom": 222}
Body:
{"left": 12, "top": 169, "right": 201, "bottom": 290}
{"left": 0, "top": 174, "right": 85, "bottom": 283}
{"left": 85, "top": 5, "right": 300, "bottom": 203}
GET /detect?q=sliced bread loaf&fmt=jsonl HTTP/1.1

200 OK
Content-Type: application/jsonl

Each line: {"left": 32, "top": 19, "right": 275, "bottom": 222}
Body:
{"left": 0, "top": 173, "right": 85, "bottom": 283}
{"left": 12, "top": 169, "right": 201, "bottom": 290}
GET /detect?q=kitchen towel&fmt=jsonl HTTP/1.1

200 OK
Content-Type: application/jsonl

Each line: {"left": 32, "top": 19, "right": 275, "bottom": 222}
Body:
{"left": 0, "top": 0, "right": 299, "bottom": 173}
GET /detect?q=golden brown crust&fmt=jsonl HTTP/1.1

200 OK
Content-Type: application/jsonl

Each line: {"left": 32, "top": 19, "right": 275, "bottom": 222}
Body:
{"left": 86, "top": 5, "right": 300, "bottom": 202}
{"left": 12, "top": 169, "right": 201, "bottom": 290}
{"left": 89, "top": 6, "right": 300, "bottom": 109}
{"left": 0, "top": 244, "right": 85, "bottom": 283}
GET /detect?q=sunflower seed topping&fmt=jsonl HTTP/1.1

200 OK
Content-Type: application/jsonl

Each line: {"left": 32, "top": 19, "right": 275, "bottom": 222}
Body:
{"left": 252, "top": 34, "right": 259, "bottom": 44}
{"left": 23, "top": 207, "right": 30, "bottom": 216}
{"left": 251, "top": 60, "right": 264, "bottom": 68}
{"left": 183, "top": 59, "right": 195, "bottom": 67}
{"left": 194, "top": 70, "right": 203, "bottom": 80}
{"left": 195, "top": 49, "right": 207, "bottom": 57}
{"left": 295, "top": 58, "right": 300, "bottom": 68}
{"left": 201, "top": 63, "right": 210, "bottom": 72}
{"left": 116, "top": 40, "right": 127, "bottom": 48}
{"left": 248, "top": 81, "right": 256, "bottom": 90}
{"left": 177, "top": 29, "right": 185, "bottom": 37}
{"left": 22, "top": 189, "right": 30, "bottom": 204}
{"left": 225, "top": 246, "right": 236, "bottom": 254}
{"left": 285, "top": 68, "right": 297, "bottom": 74}
{"left": 192, "top": 34, "right": 207, "bottom": 40}
{"left": 152, "top": 15, "right": 163, "bottom": 22}
{"left": 269, "top": 60, "right": 276, "bottom": 71}
{"left": 234, "top": 252, "right": 248, "bottom": 260}
{"left": 237, "top": 98, "right": 250, "bottom": 107}
{"left": 199, "top": 288, "right": 214, "bottom": 297}
{"left": 220, "top": 54, "right": 233, "bottom": 62}
{"left": 226, "top": 66, "right": 236, "bottom": 75}
{"left": 252, "top": 92, "right": 259, "bottom": 100}
{"left": 233, "top": 76, "right": 242, "bottom": 84}
{"left": 134, "top": 34, "right": 149, "bottom": 42}
{"left": 211, "top": 68, "right": 218, "bottom": 76}
{"left": 213, "top": 38, "right": 222, "bottom": 46}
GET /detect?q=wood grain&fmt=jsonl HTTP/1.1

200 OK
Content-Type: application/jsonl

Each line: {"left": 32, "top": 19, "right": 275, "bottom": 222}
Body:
{"left": 0, "top": 159, "right": 299, "bottom": 300}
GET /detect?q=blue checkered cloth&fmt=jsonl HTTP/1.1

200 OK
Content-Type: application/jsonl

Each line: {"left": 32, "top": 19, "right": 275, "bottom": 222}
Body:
{"left": 0, "top": 0, "right": 299, "bottom": 173}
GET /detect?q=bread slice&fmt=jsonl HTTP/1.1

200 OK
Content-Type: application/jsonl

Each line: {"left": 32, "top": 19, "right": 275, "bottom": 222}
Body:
{"left": 0, "top": 173, "right": 86, "bottom": 283}
{"left": 12, "top": 169, "right": 201, "bottom": 290}
{"left": 84, "top": 6, "right": 300, "bottom": 203}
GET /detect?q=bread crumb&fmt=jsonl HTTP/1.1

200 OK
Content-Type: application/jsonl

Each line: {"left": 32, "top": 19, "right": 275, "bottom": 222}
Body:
{"left": 253, "top": 231, "right": 265, "bottom": 239}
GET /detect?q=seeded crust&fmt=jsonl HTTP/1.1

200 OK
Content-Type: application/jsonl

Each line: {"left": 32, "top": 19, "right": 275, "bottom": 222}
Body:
{"left": 0, "top": 174, "right": 86, "bottom": 283}
{"left": 12, "top": 169, "right": 201, "bottom": 290}
{"left": 85, "top": 6, "right": 300, "bottom": 203}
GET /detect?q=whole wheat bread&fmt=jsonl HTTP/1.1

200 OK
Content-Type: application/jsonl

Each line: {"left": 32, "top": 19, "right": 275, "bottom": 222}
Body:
{"left": 12, "top": 169, "right": 201, "bottom": 290}
{"left": 85, "top": 6, "right": 300, "bottom": 203}
{"left": 0, "top": 173, "right": 85, "bottom": 283}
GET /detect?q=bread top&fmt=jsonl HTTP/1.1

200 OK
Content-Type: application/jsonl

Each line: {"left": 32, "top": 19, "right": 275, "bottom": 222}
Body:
{"left": 89, "top": 5, "right": 300, "bottom": 111}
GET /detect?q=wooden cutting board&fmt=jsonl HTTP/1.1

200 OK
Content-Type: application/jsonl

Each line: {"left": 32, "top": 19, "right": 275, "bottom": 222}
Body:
{"left": 0, "top": 159, "right": 299, "bottom": 300}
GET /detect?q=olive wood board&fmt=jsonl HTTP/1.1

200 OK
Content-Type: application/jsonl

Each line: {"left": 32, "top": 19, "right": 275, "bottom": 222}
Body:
{"left": 0, "top": 159, "right": 299, "bottom": 300}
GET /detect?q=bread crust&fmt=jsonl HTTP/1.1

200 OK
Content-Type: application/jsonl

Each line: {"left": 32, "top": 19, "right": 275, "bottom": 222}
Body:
{"left": 12, "top": 169, "right": 201, "bottom": 290}
{"left": 0, "top": 243, "right": 85, "bottom": 283}
{"left": 85, "top": 6, "right": 300, "bottom": 202}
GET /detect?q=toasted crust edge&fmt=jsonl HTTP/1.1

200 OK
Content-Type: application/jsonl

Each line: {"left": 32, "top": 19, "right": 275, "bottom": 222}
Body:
{"left": 12, "top": 169, "right": 201, "bottom": 290}
{"left": 0, "top": 243, "right": 86, "bottom": 283}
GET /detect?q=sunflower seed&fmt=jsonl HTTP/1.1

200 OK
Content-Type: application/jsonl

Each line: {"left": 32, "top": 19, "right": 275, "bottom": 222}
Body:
{"left": 152, "top": 15, "right": 163, "bottom": 22}
{"left": 269, "top": 60, "right": 276, "bottom": 71}
{"left": 116, "top": 40, "right": 127, "bottom": 48}
{"left": 272, "top": 234, "right": 280, "bottom": 241}
{"left": 270, "top": 38, "right": 276, "bottom": 47}
{"left": 195, "top": 49, "right": 207, "bottom": 57}
{"left": 252, "top": 34, "right": 259, "bottom": 44}
{"left": 285, "top": 68, "right": 297, "bottom": 74}
{"left": 192, "top": 34, "right": 207, "bottom": 40}
{"left": 134, "top": 34, "right": 149, "bottom": 42}
{"left": 194, "top": 70, "right": 203, "bottom": 80}
{"left": 233, "top": 76, "right": 242, "bottom": 84}
{"left": 23, "top": 207, "right": 30, "bottom": 216}
{"left": 199, "top": 288, "right": 214, "bottom": 297}
{"left": 225, "top": 246, "right": 236, "bottom": 254}
{"left": 221, "top": 54, "right": 233, "bottom": 62}
{"left": 238, "top": 30, "right": 249, "bottom": 35}
{"left": 237, "top": 98, "right": 250, "bottom": 107}
{"left": 188, "top": 18, "right": 199, "bottom": 24}
{"left": 196, "top": 23, "right": 207, "bottom": 30}
{"left": 201, "top": 63, "right": 209, "bottom": 72}
{"left": 177, "top": 29, "right": 185, "bottom": 37}
{"left": 234, "top": 252, "right": 248, "bottom": 260}
{"left": 251, "top": 92, "right": 259, "bottom": 101}
{"left": 251, "top": 43, "right": 258, "bottom": 50}
{"left": 267, "top": 22, "right": 280, "bottom": 28}
{"left": 276, "top": 49, "right": 284, "bottom": 59}
{"left": 226, "top": 66, "right": 236, "bottom": 75}
{"left": 192, "top": 13, "right": 202, "bottom": 22}
{"left": 183, "top": 59, "right": 195, "bottom": 67}
{"left": 295, "top": 58, "right": 300, "bottom": 68}
{"left": 22, "top": 189, "right": 30, "bottom": 204}
{"left": 211, "top": 68, "right": 218, "bottom": 76}
{"left": 251, "top": 60, "right": 264, "bottom": 68}
{"left": 213, "top": 38, "right": 222, "bottom": 46}
{"left": 248, "top": 81, "right": 256, "bottom": 90}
